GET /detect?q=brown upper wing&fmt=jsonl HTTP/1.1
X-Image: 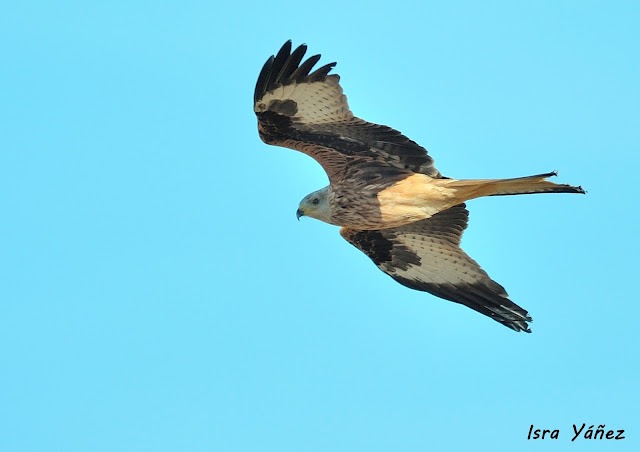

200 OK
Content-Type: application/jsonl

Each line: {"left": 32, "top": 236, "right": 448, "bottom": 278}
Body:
{"left": 254, "top": 41, "right": 441, "bottom": 183}
{"left": 340, "top": 204, "right": 532, "bottom": 332}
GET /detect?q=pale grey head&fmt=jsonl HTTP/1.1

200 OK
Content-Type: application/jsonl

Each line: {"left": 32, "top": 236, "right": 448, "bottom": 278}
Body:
{"left": 296, "top": 186, "right": 333, "bottom": 224}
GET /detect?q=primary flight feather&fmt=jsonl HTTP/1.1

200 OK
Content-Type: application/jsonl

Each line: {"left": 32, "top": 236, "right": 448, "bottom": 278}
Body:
{"left": 254, "top": 40, "right": 584, "bottom": 332}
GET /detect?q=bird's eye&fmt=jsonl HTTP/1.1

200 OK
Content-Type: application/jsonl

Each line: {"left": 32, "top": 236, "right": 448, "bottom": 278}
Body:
{"left": 312, "top": 198, "right": 319, "bottom": 205}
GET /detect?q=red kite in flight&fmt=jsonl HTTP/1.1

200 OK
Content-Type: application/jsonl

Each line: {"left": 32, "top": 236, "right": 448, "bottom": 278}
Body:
{"left": 254, "top": 41, "right": 584, "bottom": 332}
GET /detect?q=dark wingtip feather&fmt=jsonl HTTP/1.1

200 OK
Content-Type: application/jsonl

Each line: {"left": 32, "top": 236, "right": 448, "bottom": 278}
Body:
{"left": 308, "top": 62, "right": 337, "bottom": 81}
{"left": 254, "top": 55, "right": 274, "bottom": 104}
{"left": 290, "top": 54, "right": 321, "bottom": 80}
{"left": 254, "top": 41, "right": 337, "bottom": 106}
{"left": 274, "top": 43, "right": 307, "bottom": 85}
{"left": 272, "top": 40, "right": 292, "bottom": 73}
{"left": 493, "top": 312, "right": 532, "bottom": 333}
{"left": 508, "top": 313, "right": 532, "bottom": 333}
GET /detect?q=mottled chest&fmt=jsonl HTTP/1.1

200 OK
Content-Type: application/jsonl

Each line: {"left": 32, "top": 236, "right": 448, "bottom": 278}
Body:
{"left": 327, "top": 173, "right": 458, "bottom": 230}
{"left": 327, "top": 185, "right": 385, "bottom": 229}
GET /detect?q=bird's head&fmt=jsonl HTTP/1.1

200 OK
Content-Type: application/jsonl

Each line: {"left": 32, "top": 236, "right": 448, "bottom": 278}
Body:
{"left": 296, "top": 187, "right": 332, "bottom": 224}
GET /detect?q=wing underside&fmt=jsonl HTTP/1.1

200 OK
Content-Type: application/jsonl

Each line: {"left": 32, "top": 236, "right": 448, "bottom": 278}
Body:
{"left": 341, "top": 204, "right": 532, "bottom": 332}
{"left": 254, "top": 41, "right": 441, "bottom": 181}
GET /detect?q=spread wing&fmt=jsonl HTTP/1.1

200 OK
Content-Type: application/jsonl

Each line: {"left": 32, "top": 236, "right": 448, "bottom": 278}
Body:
{"left": 254, "top": 41, "right": 441, "bottom": 183}
{"left": 340, "top": 204, "right": 532, "bottom": 332}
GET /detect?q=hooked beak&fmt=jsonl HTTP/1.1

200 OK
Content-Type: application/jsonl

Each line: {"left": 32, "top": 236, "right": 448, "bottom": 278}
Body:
{"left": 296, "top": 208, "right": 305, "bottom": 221}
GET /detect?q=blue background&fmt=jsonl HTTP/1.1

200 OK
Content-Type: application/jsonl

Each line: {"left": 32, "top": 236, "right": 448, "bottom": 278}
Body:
{"left": 1, "top": 1, "right": 638, "bottom": 450}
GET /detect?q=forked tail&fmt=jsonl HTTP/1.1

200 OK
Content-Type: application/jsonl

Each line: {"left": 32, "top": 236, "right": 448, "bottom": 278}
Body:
{"left": 449, "top": 171, "right": 585, "bottom": 199}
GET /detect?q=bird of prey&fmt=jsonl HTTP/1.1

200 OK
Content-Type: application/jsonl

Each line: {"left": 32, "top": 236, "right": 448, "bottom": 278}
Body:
{"left": 253, "top": 41, "right": 584, "bottom": 332}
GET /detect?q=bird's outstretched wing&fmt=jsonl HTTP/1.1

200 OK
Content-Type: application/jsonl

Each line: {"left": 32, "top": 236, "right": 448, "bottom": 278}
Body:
{"left": 254, "top": 40, "right": 441, "bottom": 183}
{"left": 340, "top": 204, "right": 532, "bottom": 332}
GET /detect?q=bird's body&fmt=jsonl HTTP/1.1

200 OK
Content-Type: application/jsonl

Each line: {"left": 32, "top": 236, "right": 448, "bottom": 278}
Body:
{"left": 254, "top": 41, "right": 584, "bottom": 332}
{"left": 324, "top": 173, "right": 479, "bottom": 230}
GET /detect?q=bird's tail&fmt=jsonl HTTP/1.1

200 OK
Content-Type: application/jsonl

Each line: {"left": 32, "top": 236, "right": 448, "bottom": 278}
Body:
{"left": 447, "top": 171, "right": 585, "bottom": 199}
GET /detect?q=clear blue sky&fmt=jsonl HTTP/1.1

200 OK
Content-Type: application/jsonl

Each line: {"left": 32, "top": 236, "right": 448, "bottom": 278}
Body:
{"left": 1, "top": 1, "right": 638, "bottom": 451}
